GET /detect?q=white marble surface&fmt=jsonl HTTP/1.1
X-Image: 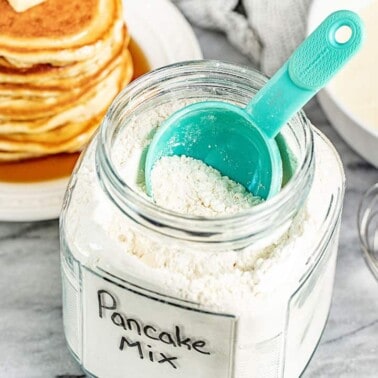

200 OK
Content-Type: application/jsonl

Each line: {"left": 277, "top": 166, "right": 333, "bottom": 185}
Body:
{"left": 0, "top": 26, "right": 378, "bottom": 378}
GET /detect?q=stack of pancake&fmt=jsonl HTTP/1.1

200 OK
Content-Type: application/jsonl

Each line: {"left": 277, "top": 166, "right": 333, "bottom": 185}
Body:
{"left": 0, "top": 0, "right": 133, "bottom": 161}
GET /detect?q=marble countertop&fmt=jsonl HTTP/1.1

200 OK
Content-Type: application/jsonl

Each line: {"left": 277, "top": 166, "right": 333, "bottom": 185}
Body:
{"left": 1, "top": 26, "right": 378, "bottom": 378}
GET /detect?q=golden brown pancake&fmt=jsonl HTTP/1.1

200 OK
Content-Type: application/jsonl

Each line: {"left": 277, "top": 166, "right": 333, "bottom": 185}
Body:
{"left": 0, "top": 0, "right": 99, "bottom": 40}
{"left": 0, "top": 0, "right": 124, "bottom": 64}
{"left": 0, "top": 49, "right": 133, "bottom": 134}
{"left": 0, "top": 118, "right": 100, "bottom": 160}
{"left": 0, "top": 0, "right": 134, "bottom": 162}
{"left": 0, "top": 38, "right": 130, "bottom": 120}
{"left": 0, "top": 28, "right": 129, "bottom": 89}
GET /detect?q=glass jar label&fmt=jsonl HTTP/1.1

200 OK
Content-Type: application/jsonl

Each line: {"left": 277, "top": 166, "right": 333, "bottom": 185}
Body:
{"left": 81, "top": 267, "right": 236, "bottom": 378}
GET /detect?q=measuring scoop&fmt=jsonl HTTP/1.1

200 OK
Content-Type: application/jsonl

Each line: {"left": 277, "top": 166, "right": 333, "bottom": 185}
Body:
{"left": 145, "top": 10, "right": 364, "bottom": 199}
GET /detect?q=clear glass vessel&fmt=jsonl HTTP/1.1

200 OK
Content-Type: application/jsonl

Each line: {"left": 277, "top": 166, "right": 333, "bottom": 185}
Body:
{"left": 358, "top": 183, "right": 378, "bottom": 280}
{"left": 60, "top": 61, "right": 345, "bottom": 378}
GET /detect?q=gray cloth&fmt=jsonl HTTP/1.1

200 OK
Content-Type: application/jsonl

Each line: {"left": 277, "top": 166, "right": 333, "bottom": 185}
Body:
{"left": 173, "top": 0, "right": 312, "bottom": 75}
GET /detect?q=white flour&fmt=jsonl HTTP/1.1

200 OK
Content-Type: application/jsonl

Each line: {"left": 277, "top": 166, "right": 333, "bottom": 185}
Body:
{"left": 65, "top": 100, "right": 342, "bottom": 312}
{"left": 63, "top": 99, "right": 344, "bottom": 377}
{"left": 150, "top": 155, "right": 262, "bottom": 216}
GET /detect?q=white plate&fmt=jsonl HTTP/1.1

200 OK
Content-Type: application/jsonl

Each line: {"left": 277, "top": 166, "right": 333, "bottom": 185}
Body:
{"left": 307, "top": 0, "right": 378, "bottom": 167}
{"left": 0, "top": 0, "right": 202, "bottom": 222}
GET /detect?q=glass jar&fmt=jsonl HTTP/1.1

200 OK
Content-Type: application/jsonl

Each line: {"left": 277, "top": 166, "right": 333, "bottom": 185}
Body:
{"left": 60, "top": 61, "right": 345, "bottom": 378}
{"left": 358, "top": 183, "right": 378, "bottom": 280}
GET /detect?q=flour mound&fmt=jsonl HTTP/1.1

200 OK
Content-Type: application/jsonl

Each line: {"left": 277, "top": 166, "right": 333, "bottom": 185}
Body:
{"left": 150, "top": 155, "right": 263, "bottom": 217}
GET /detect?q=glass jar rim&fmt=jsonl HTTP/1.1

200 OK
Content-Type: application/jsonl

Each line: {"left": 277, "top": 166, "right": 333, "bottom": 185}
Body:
{"left": 96, "top": 60, "right": 314, "bottom": 243}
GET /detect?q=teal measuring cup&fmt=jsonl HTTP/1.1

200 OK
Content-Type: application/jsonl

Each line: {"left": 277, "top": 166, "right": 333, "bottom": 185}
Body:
{"left": 145, "top": 10, "right": 364, "bottom": 199}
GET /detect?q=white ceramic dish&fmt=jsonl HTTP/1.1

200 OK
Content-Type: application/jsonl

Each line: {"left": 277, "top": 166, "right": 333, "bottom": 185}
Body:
{"left": 307, "top": 0, "right": 378, "bottom": 167}
{"left": 0, "top": 0, "right": 202, "bottom": 222}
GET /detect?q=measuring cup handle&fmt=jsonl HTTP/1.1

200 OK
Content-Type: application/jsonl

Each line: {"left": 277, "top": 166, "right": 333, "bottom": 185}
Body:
{"left": 246, "top": 10, "right": 364, "bottom": 139}
{"left": 358, "top": 183, "right": 378, "bottom": 281}
{"left": 288, "top": 10, "right": 364, "bottom": 91}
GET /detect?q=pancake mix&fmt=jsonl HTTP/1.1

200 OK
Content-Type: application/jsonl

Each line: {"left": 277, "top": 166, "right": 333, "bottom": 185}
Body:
{"left": 60, "top": 62, "right": 346, "bottom": 378}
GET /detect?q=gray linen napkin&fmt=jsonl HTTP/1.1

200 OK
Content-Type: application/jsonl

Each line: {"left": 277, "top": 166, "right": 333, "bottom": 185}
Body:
{"left": 172, "top": 0, "right": 312, "bottom": 75}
